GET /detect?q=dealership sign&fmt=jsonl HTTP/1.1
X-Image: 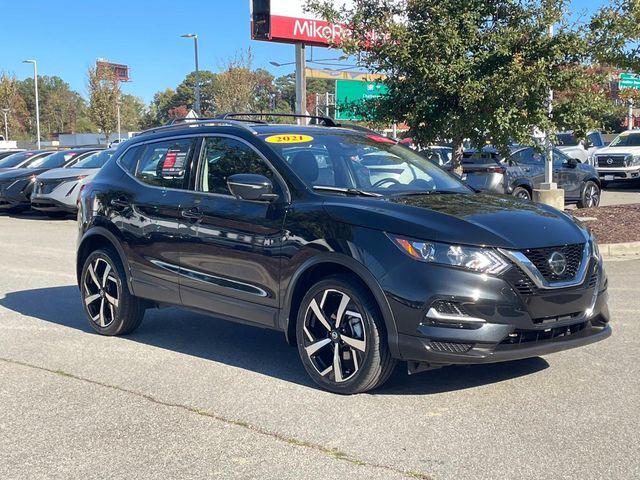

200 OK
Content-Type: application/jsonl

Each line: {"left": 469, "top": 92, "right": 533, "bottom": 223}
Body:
{"left": 251, "top": 0, "right": 354, "bottom": 46}
{"left": 335, "top": 80, "right": 388, "bottom": 120}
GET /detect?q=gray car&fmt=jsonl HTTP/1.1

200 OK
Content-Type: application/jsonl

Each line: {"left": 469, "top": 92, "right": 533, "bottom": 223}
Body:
{"left": 462, "top": 146, "right": 601, "bottom": 208}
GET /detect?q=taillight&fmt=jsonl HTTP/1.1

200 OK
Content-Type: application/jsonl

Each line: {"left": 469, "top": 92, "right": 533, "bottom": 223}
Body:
{"left": 485, "top": 166, "right": 506, "bottom": 174}
{"left": 77, "top": 182, "right": 92, "bottom": 205}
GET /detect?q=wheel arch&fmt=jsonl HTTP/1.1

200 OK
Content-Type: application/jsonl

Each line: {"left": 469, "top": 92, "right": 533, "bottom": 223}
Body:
{"left": 279, "top": 254, "right": 400, "bottom": 358}
{"left": 76, "top": 226, "right": 131, "bottom": 293}
{"left": 511, "top": 179, "right": 533, "bottom": 194}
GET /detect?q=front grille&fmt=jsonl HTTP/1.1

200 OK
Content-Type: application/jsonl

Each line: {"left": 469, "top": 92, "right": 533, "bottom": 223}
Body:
{"left": 427, "top": 341, "right": 473, "bottom": 353}
{"left": 502, "top": 266, "right": 537, "bottom": 296}
{"left": 500, "top": 322, "right": 587, "bottom": 345}
{"left": 37, "top": 179, "right": 65, "bottom": 195}
{"left": 596, "top": 155, "right": 629, "bottom": 168}
{"left": 522, "top": 244, "right": 584, "bottom": 282}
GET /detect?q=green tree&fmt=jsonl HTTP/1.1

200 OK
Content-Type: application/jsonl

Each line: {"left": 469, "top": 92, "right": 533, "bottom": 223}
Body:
{"left": 174, "top": 70, "right": 219, "bottom": 115}
{"left": 308, "top": 0, "right": 621, "bottom": 172}
{"left": 0, "top": 73, "right": 29, "bottom": 139}
{"left": 119, "top": 94, "right": 146, "bottom": 132}
{"left": 88, "top": 66, "right": 120, "bottom": 142}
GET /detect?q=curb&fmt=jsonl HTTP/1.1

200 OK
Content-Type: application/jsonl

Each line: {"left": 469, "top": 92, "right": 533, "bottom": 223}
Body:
{"left": 600, "top": 241, "right": 640, "bottom": 259}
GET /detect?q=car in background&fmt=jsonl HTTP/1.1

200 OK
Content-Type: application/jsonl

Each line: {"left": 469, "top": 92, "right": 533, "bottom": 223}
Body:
{"left": 0, "top": 148, "right": 98, "bottom": 212}
{"left": 462, "top": 146, "right": 601, "bottom": 208}
{"left": 591, "top": 130, "right": 640, "bottom": 185}
{"left": 422, "top": 146, "right": 452, "bottom": 168}
{"left": 556, "top": 131, "right": 606, "bottom": 165}
{"left": 0, "top": 149, "right": 24, "bottom": 161}
{"left": 31, "top": 149, "right": 115, "bottom": 216}
{"left": 0, "top": 150, "right": 53, "bottom": 173}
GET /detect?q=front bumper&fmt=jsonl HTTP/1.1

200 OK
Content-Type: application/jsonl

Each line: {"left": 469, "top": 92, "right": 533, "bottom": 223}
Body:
{"left": 0, "top": 179, "right": 34, "bottom": 210}
{"left": 31, "top": 196, "right": 77, "bottom": 213}
{"left": 598, "top": 166, "right": 640, "bottom": 181}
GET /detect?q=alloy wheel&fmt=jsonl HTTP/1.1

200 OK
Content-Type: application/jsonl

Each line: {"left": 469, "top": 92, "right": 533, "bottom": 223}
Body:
{"left": 585, "top": 184, "right": 599, "bottom": 207}
{"left": 83, "top": 257, "right": 120, "bottom": 328}
{"left": 302, "top": 288, "right": 367, "bottom": 383}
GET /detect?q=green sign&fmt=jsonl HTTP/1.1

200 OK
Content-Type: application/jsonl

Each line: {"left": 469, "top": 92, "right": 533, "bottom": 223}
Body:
{"left": 620, "top": 72, "right": 640, "bottom": 90}
{"left": 335, "top": 80, "right": 388, "bottom": 121}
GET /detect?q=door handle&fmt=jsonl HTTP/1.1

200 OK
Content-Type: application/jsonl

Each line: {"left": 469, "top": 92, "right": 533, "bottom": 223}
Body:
{"left": 110, "top": 197, "right": 129, "bottom": 208}
{"left": 181, "top": 207, "right": 203, "bottom": 220}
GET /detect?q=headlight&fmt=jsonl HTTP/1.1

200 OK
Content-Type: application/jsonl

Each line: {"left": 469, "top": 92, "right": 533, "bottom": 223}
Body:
{"left": 388, "top": 234, "right": 511, "bottom": 275}
{"left": 632, "top": 155, "right": 640, "bottom": 166}
{"left": 590, "top": 232, "right": 601, "bottom": 261}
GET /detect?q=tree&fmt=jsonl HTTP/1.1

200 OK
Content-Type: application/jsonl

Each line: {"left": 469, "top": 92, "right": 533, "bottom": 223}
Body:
{"left": 119, "top": 94, "right": 146, "bottom": 132}
{"left": 0, "top": 73, "right": 29, "bottom": 139}
{"left": 213, "top": 50, "right": 259, "bottom": 113}
{"left": 308, "top": 0, "right": 621, "bottom": 173}
{"left": 590, "top": 0, "right": 640, "bottom": 72}
{"left": 88, "top": 66, "right": 120, "bottom": 142}
{"left": 174, "top": 70, "right": 219, "bottom": 115}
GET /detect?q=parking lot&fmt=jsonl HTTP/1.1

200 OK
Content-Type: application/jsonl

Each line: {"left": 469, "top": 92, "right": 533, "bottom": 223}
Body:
{"left": 0, "top": 212, "right": 637, "bottom": 480}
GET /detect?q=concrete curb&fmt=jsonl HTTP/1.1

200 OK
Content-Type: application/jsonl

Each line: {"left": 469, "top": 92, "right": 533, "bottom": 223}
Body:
{"left": 601, "top": 241, "right": 640, "bottom": 259}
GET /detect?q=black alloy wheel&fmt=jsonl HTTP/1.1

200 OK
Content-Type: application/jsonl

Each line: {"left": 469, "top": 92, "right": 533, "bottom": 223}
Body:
{"left": 296, "top": 275, "right": 396, "bottom": 394}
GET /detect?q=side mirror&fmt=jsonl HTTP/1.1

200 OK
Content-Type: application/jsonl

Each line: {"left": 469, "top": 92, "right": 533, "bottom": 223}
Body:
{"left": 567, "top": 158, "right": 579, "bottom": 168}
{"left": 227, "top": 173, "right": 279, "bottom": 202}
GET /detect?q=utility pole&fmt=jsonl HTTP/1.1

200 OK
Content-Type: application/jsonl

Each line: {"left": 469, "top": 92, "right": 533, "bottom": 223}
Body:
{"left": 22, "top": 60, "right": 41, "bottom": 149}
{"left": 181, "top": 34, "right": 201, "bottom": 116}
{"left": 295, "top": 43, "right": 307, "bottom": 123}
{"left": 1, "top": 108, "right": 9, "bottom": 140}
{"left": 628, "top": 98, "right": 635, "bottom": 130}
{"left": 116, "top": 97, "right": 122, "bottom": 142}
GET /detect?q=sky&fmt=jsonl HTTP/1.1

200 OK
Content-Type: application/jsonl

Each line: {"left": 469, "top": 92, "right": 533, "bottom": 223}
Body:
{"left": 0, "top": 0, "right": 608, "bottom": 105}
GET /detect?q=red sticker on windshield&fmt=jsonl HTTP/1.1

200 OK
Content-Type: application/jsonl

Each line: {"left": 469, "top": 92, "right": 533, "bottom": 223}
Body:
{"left": 367, "top": 134, "right": 395, "bottom": 144}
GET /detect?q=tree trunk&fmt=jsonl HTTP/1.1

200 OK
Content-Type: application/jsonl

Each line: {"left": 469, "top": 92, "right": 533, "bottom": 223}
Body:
{"left": 451, "top": 136, "right": 465, "bottom": 177}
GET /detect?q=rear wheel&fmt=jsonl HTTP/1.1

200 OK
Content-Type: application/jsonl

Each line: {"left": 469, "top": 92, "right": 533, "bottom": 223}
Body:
{"left": 577, "top": 181, "right": 600, "bottom": 209}
{"left": 296, "top": 274, "right": 396, "bottom": 394}
{"left": 80, "top": 248, "right": 145, "bottom": 336}
{"left": 512, "top": 186, "right": 531, "bottom": 201}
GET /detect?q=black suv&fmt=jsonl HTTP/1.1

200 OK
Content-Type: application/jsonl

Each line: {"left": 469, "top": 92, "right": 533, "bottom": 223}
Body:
{"left": 77, "top": 114, "right": 611, "bottom": 394}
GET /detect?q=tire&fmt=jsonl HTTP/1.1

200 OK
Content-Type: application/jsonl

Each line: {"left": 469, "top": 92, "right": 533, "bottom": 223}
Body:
{"left": 577, "top": 181, "right": 600, "bottom": 209}
{"left": 512, "top": 186, "right": 532, "bottom": 201}
{"left": 80, "top": 248, "right": 145, "bottom": 336}
{"left": 295, "top": 274, "right": 397, "bottom": 394}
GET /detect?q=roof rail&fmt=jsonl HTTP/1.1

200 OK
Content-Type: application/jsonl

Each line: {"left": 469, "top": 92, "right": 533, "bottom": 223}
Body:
{"left": 137, "top": 117, "right": 259, "bottom": 137}
{"left": 216, "top": 112, "right": 339, "bottom": 127}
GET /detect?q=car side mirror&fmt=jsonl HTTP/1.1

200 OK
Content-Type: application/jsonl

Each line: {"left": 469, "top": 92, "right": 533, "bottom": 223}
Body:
{"left": 227, "top": 173, "right": 279, "bottom": 202}
{"left": 567, "top": 158, "right": 579, "bottom": 168}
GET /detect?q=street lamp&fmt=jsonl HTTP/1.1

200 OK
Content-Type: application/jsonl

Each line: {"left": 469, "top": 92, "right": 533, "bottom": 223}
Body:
{"left": 116, "top": 97, "right": 122, "bottom": 142}
{"left": 1, "top": 108, "right": 9, "bottom": 141}
{"left": 181, "top": 34, "right": 201, "bottom": 116}
{"left": 22, "top": 59, "right": 41, "bottom": 149}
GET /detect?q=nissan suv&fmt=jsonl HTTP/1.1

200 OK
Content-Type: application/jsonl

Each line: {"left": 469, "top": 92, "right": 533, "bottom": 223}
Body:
{"left": 592, "top": 130, "right": 640, "bottom": 184}
{"left": 76, "top": 114, "right": 611, "bottom": 394}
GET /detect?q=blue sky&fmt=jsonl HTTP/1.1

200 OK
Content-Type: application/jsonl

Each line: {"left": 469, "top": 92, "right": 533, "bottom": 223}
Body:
{"left": 0, "top": 0, "right": 607, "bottom": 104}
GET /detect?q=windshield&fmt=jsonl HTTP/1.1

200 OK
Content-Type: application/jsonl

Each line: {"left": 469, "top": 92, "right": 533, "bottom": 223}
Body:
{"left": 556, "top": 133, "right": 578, "bottom": 146}
{"left": 262, "top": 131, "right": 470, "bottom": 195}
{"left": 609, "top": 132, "right": 640, "bottom": 147}
{"left": 70, "top": 149, "right": 114, "bottom": 169}
{"left": 26, "top": 150, "right": 80, "bottom": 169}
{"left": 0, "top": 151, "right": 43, "bottom": 168}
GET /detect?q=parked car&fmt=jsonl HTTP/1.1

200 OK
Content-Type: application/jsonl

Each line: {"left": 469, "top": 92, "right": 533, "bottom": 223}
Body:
{"left": 462, "top": 146, "right": 601, "bottom": 208}
{"left": 0, "top": 149, "right": 24, "bottom": 161}
{"left": 0, "top": 148, "right": 98, "bottom": 212}
{"left": 590, "top": 130, "right": 640, "bottom": 185}
{"left": 76, "top": 115, "right": 610, "bottom": 394}
{"left": 422, "top": 146, "right": 452, "bottom": 167}
{"left": 556, "top": 131, "right": 606, "bottom": 165}
{"left": 31, "top": 149, "right": 115, "bottom": 216}
{"left": 0, "top": 150, "right": 52, "bottom": 173}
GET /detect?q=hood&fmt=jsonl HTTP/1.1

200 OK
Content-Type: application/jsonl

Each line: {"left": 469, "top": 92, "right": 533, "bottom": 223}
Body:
{"left": 0, "top": 168, "right": 49, "bottom": 182}
{"left": 323, "top": 193, "right": 587, "bottom": 249}
{"left": 595, "top": 145, "right": 640, "bottom": 156}
{"left": 36, "top": 167, "right": 99, "bottom": 181}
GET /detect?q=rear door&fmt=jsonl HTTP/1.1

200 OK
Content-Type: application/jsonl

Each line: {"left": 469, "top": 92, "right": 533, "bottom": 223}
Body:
{"left": 178, "top": 135, "right": 288, "bottom": 328}
{"left": 114, "top": 137, "right": 199, "bottom": 305}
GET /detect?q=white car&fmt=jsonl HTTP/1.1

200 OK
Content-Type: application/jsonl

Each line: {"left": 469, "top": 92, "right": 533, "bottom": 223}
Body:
{"left": 591, "top": 130, "right": 640, "bottom": 184}
{"left": 556, "top": 131, "right": 606, "bottom": 165}
{"left": 31, "top": 149, "right": 115, "bottom": 216}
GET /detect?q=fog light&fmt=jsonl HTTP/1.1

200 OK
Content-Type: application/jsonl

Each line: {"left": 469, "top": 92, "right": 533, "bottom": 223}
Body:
{"left": 425, "top": 300, "right": 485, "bottom": 329}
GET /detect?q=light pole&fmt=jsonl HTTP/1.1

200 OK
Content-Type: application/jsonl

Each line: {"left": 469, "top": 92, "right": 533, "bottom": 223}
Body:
{"left": 23, "top": 60, "right": 41, "bottom": 149}
{"left": 116, "top": 97, "right": 122, "bottom": 142}
{"left": 181, "top": 34, "right": 201, "bottom": 116}
{"left": 1, "top": 108, "right": 9, "bottom": 140}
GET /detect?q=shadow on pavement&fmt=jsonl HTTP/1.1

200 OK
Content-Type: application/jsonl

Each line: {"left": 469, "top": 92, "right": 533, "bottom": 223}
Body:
{"left": 0, "top": 285, "right": 549, "bottom": 394}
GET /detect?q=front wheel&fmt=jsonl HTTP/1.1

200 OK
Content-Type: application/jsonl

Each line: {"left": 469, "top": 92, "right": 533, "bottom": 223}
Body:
{"left": 80, "top": 248, "right": 145, "bottom": 336}
{"left": 296, "top": 274, "right": 396, "bottom": 394}
{"left": 577, "top": 181, "right": 600, "bottom": 209}
{"left": 512, "top": 186, "right": 532, "bottom": 201}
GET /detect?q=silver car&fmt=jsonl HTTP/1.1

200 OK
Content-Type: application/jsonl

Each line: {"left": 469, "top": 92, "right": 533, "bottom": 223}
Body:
{"left": 462, "top": 146, "right": 602, "bottom": 208}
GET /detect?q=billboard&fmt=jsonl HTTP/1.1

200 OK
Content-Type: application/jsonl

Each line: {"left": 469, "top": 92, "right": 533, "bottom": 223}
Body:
{"left": 251, "top": 0, "right": 353, "bottom": 46}
{"left": 96, "top": 60, "right": 130, "bottom": 82}
{"left": 335, "top": 79, "right": 388, "bottom": 120}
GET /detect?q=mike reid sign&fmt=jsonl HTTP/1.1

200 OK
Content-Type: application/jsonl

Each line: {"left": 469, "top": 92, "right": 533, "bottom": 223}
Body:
{"left": 251, "top": 0, "right": 354, "bottom": 46}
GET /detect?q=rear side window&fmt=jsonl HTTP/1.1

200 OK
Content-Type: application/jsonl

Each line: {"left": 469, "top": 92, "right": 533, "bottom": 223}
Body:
{"left": 200, "top": 136, "right": 276, "bottom": 195}
{"left": 510, "top": 148, "right": 544, "bottom": 165}
{"left": 118, "top": 146, "right": 142, "bottom": 174}
{"left": 133, "top": 139, "right": 196, "bottom": 189}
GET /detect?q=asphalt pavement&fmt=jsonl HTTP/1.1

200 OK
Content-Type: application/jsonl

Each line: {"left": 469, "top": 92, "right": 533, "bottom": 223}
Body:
{"left": 600, "top": 180, "right": 640, "bottom": 206}
{"left": 0, "top": 212, "right": 638, "bottom": 480}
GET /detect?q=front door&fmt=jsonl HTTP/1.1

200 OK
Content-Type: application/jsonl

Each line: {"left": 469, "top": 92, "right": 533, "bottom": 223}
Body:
{"left": 179, "top": 135, "right": 288, "bottom": 328}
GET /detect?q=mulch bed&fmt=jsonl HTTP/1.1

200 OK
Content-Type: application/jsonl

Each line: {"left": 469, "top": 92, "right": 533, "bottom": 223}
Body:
{"left": 571, "top": 203, "right": 640, "bottom": 244}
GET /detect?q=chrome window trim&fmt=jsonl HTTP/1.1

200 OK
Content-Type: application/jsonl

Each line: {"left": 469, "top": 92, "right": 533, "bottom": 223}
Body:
{"left": 499, "top": 242, "right": 591, "bottom": 290}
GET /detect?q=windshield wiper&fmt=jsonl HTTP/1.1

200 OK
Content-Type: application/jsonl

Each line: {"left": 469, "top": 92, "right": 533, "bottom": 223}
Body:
{"left": 313, "top": 186, "right": 382, "bottom": 197}
{"left": 390, "top": 190, "right": 462, "bottom": 197}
